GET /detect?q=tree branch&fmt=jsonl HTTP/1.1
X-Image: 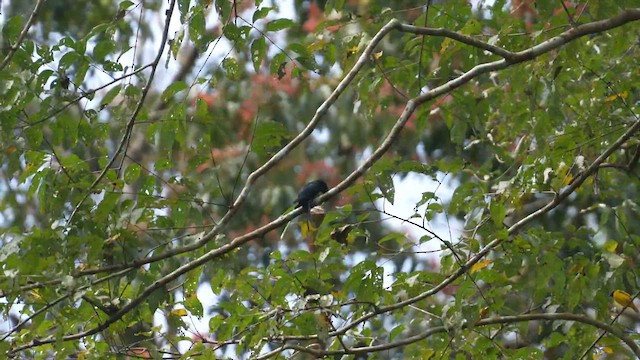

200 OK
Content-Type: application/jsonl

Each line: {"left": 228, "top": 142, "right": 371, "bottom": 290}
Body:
{"left": 62, "top": 9, "right": 640, "bottom": 278}
{"left": 328, "top": 7, "right": 640, "bottom": 338}
{"left": 260, "top": 313, "right": 640, "bottom": 358}
{"left": 396, "top": 23, "right": 515, "bottom": 59}
{"left": 0, "top": 0, "right": 45, "bottom": 71}
{"left": 66, "top": 0, "right": 178, "bottom": 226}
{"left": 16, "top": 64, "right": 152, "bottom": 130}
{"left": 9, "top": 8, "right": 640, "bottom": 355}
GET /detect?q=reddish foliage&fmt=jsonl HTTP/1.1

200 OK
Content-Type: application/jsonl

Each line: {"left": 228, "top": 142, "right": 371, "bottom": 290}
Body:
{"left": 191, "top": 333, "right": 219, "bottom": 346}
{"left": 442, "top": 284, "right": 459, "bottom": 296}
{"left": 193, "top": 92, "right": 218, "bottom": 108}
{"left": 196, "top": 147, "right": 245, "bottom": 173}
{"left": 126, "top": 347, "right": 151, "bottom": 359}
{"left": 303, "top": 1, "right": 341, "bottom": 33}
{"left": 194, "top": 65, "right": 301, "bottom": 171}
{"left": 511, "top": 0, "right": 537, "bottom": 30}
{"left": 552, "top": 1, "right": 588, "bottom": 17}
{"left": 251, "top": 71, "right": 298, "bottom": 97}
{"left": 303, "top": 1, "right": 323, "bottom": 33}
{"left": 295, "top": 161, "right": 337, "bottom": 185}
{"left": 238, "top": 68, "right": 300, "bottom": 138}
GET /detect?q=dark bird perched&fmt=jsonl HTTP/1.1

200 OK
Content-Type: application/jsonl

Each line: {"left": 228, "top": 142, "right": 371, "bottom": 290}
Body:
{"left": 295, "top": 180, "right": 328, "bottom": 211}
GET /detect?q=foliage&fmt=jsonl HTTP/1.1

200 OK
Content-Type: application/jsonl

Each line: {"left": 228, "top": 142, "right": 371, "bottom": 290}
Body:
{"left": 1, "top": 0, "right": 640, "bottom": 358}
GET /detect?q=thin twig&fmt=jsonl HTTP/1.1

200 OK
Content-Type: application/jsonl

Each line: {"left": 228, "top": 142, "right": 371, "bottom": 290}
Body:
{"left": 17, "top": 64, "right": 151, "bottom": 130}
{"left": 231, "top": 113, "right": 260, "bottom": 201}
{"left": 10, "top": 9, "right": 640, "bottom": 355}
{"left": 66, "top": 0, "right": 178, "bottom": 226}
{"left": 397, "top": 23, "right": 515, "bottom": 59}
{"left": 417, "top": 1, "right": 432, "bottom": 94}
{"left": 560, "top": 0, "right": 577, "bottom": 27}
{"left": 0, "top": 0, "right": 45, "bottom": 71}
{"left": 579, "top": 289, "right": 640, "bottom": 358}
{"left": 257, "top": 313, "right": 640, "bottom": 358}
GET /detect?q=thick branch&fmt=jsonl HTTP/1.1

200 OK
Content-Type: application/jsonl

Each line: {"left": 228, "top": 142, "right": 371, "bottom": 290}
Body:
{"left": 65, "top": 9, "right": 640, "bottom": 276}
{"left": 10, "top": 8, "right": 640, "bottom": 355}
{"left": 64, "top": 18, "right": 405, "bottom": 276}
{"left": 260, "top": 313, "right": 640, "bottom": 358}
{"left": 331, "top": 7, "right": 640, "bottom": 337}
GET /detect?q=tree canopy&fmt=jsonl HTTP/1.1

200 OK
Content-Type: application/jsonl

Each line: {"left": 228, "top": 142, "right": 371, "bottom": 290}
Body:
{"left": 1, "top": 0, "right": 640, "bottom": 358}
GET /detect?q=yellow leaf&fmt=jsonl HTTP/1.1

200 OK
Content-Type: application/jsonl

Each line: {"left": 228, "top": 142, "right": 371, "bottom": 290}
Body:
{"left": 604, "top": 240, "right": 619, "bottom": 253}
{"left": 299, "top": 220, "right": 317, "bottom": 237}
{"left": 373, "top": 51, "right": 383, "bottom": 60}
{"left": 568, "top": 263, "right": 583, "bottom": 274}
{"left": 307, "top": 41, "right": 327, "bottom": 52}
{"left": 440, "top": 38, "right": 453, "bottom": 53}
{"left": 604, "top": 91, "right": 627, "bottom": 103}
{"left": 479, "top": 306, "right": 489, "bottom": 319}
{"left": 29, "top": 290, "right": 43, "bottom": 301}
{"left": 170, "top": 308, "right": 188, "bottom": 317}
{"left": 563, "top": 174, "right": 573, "bottom": 185}
{"left": 470, "top": 259, "right": 493, "bottom": 273}
{"left": 347, "top": 45, "right": 359, "bottom": 55}
{"left": 104, "top": 233, "right": 121, "bottom": 245}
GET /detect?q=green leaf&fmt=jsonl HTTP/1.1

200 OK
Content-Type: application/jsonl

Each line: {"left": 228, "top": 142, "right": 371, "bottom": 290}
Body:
{"left": 93, "top": 38, "right": 115, "bottom": 61}
{"left": 59, "top": 51, "right": 81, "bottom": 69}
{"left": 222, "top": 23, "right": 241, "bottom": 42}
{"left": 269, "top": 52, "right": 287, "bottom": 76}
{"left": 178, "top": 0, "right": 190, "bottom": 21}
{"left": 161, "top": 81, "right": 188, "bottom": 102}
{"left": 124, "top": 164, "right": 141, "bottom": 184}
{"left": 221, "top": 57, "right": 241, "bottom": 80}
{"left": 101, "top": 85, "right": 122, "bottom": 106}
{"left": 94, "top": 191, "right": 120, "bottom": 221}
{"left": 251, "top": 121, "right": 291, "bottom": 156}
{"left": 265, "top": 18, "right": 296, "bottom": 32}
{"left": 119, "top": 0, "right": 134, "bottom": 10}
{"left": 296, "top": 56, "right": 318, "bottom": 71}
{"left": 184, "top": 295, "right": 203, "bottom": 318}
{"left": 155, "top": 157, "right": 172, "bottom": 171}
{"left": 24, "top": 126, "right": 43, "bottom": 147}
{"left": 195, "top": 97, "right": 209, "bottom": 119}
{"left": 139, "top": 175, "right": 158, "bottom": 196}
{"left": 250, "top": 37, "right": 266, "bottom": 72}
{"left": 124, "top": 83, "right": 142, "bottom": 98}
{"left": 389, "top": 324, "right": 405, "bottom": 341}
{"left": 190, "top": 7, "right": 207, "bottom": 49}
{"left": 324, "top": 42, "right": 337, "bottom": 64}
{"left": 253, "top": 7, "right": 274, "bottom": 22}
{"left": 215, "top": 0, "right": 232, "bottom": 20}
{"left": 2, "top": 15, "right": 23, "bottom": 43}
{"left": 343, "top": 260, "right": 383, "bottom": 303}
{"left": 287, "top": 43, "right": 311, "bottom": 58}
{"left": 378, "top": 232, "right": 406, "bottom": 245}
{"left": 449, "top": 118, "right": 467, "bottom": 146}
{"left": 489, "top": 200, "right": 506, "bottom": 226}
{"left": 376, "top": 171, "right": 395, "bottom": 204}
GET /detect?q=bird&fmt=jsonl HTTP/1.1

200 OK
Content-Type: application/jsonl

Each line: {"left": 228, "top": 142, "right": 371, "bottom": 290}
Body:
{"left": 611, "top": 289, "right": 639, "bottom": 312}
{"left": 295, "top": 180, "right": 328, "bottom": 211}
